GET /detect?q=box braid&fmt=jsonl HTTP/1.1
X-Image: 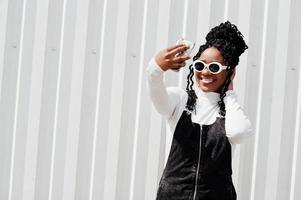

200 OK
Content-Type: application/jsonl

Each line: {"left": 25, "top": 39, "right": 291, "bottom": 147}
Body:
{"left": 185, "top": 44, "right": 208, "bottom": 113}
{"left": 185, "top": 21, "right": 248, "bottom": 117}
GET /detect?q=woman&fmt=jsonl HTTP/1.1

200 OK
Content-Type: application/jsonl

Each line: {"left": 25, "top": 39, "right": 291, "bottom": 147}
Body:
{"left": 147, "top": 21, "right": 253, "bottom": 200}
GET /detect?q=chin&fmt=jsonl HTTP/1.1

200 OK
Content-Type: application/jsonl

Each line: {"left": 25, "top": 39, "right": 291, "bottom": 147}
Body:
{"left": 200, "top": 87, "right": 216, "bottom": 93}
{"left": 198, "top": 82, "right": 218, "bottom": 93}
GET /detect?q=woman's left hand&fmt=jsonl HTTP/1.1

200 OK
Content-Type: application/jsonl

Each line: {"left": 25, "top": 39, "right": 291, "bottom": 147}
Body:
{"left": 228, "top": 69, "right": 236, "bottom": 90}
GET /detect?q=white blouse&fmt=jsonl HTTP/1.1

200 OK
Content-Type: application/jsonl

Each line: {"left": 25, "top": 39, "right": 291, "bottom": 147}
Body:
{"left": 146, "top": 58, "right": 253, "bottom": 145}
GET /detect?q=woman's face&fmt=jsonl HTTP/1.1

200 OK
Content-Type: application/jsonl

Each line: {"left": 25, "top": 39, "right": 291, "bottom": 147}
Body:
{"left": 194, "top": 47, "right": 228, "bottom": 93}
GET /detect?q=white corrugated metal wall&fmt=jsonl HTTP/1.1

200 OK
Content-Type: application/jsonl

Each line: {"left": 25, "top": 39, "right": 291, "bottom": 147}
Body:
{"left": 0, "top": 0, "right": 301, "bottom": 199}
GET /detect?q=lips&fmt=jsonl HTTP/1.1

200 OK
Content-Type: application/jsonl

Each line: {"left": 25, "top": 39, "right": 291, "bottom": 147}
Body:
{"left": 201, "top": 78, "right": 214, "bottom": 84}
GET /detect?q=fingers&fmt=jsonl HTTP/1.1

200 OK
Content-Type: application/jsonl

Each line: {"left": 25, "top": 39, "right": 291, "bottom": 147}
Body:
{"left": 166, "top": 55, "right": 190, "bottom": 68}
{"left": 228, "top": 69, "right": 236, "bottom": 91}
{"left": 159, "top": 57, "right": 187, "bottom": 70}
{"left": 173, "top": 55, "right": 190, "bottom": 63}
{"left": 172, "top": 62, "right": 186, "bottom": 68}
{"left": 155, "top": 44, "right": 191, "bottom": 71}
{"left": 167, "top": 45, "right": 189, "bottom": 57}
{"left": 166, "top": 43, "right": 185, "bottom": 52}
{"left": 230, "top": 68, "right": 236, "bottom": 80}
{"left": 228, "top": 78, "right": 233, "bottom": 90}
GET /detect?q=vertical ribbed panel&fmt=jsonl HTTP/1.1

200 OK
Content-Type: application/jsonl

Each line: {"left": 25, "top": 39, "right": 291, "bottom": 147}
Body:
{"left": 0, "top": 0, "right": 301, "bottom": 199}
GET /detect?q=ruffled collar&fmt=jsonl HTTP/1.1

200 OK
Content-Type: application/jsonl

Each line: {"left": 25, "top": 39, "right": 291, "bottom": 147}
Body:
{"left": 193, "top": 85, "right": 220, "bottom": 104}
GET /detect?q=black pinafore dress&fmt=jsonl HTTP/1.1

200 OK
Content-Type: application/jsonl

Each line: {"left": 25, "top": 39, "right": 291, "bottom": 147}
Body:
{"left": 156, "top": 109, "right": 236, "bottom": 200}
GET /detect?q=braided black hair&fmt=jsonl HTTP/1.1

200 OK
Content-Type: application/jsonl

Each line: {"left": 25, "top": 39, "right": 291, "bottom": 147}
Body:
{"left": 185, "top": 21, "right": 248, "bottom": 117}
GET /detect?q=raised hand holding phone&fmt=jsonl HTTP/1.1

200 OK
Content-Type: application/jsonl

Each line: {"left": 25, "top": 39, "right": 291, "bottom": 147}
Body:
{"left": 172, "top": 38, "right": 195, "bottom": 71}
{"left": 154, "top": 39, "right": 194, "bottom": 72}
{"left": 154, "top": 43, "right": 191, "bottom": 71}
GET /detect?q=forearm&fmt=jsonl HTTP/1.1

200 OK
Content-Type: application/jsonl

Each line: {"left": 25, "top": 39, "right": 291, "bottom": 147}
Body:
{"left": 146, "top": 58, "right": 178, "bottom": 119}
{"left": 224, "top": 90, "right": 253, "bottom": 144}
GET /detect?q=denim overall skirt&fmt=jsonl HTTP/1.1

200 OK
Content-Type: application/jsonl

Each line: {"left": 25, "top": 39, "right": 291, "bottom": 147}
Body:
{"left": 156, "top": 110, "right": 236, "bottom": 200}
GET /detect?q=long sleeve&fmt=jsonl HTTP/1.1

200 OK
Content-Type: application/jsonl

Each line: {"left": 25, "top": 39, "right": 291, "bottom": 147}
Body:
{"left": 146, "top": 58, "right": 186, "bottom": 120}
{"left": 146, "top": 57, "right": 252, "bottom": 144}
{"left": 224, "top": 90, "right": 253, "bottom": 144}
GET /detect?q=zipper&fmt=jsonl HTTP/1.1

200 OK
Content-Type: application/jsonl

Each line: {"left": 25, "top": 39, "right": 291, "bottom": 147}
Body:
{"left": 193, "top": 125, "right": 202, "bottom": 200}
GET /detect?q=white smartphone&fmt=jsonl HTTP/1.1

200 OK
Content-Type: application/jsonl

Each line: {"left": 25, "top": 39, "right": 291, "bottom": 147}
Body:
{"left": 176, "top": 38, "right": 195, "bottom": 56}
{"left": 172, "top": 38, "right": 195, "bottom": 71}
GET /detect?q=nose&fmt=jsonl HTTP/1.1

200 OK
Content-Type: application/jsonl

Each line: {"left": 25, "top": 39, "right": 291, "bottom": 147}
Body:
{"left": 202, "top": 67, "right": 211, "bottom": 75}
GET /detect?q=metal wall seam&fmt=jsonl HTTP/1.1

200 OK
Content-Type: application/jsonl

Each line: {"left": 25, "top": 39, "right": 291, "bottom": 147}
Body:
{"left": 290, "top": 45, "right": 301, "bottom": 200}
{"left": 250, "top": 0, "right": 269, "bottom": 198}
{"left": 1, "top": 0, "right": 301, "bottom": 199}
{"left": 0, "top": 0, "right": 9, "bottom": 95}
{"left": 22, "top": 0, "right": 49, "bottom": 199}
{"left": 264, "top": 0, "right": 292, "bottom": 198}
{"left": 103, "top": 0, "right": 131, "bottom": 198}
{"left": 62, "top": 0, "right": 89, "bottom": 198}
{"left": 129, "top": 0, "right": 149, "bottom": 198}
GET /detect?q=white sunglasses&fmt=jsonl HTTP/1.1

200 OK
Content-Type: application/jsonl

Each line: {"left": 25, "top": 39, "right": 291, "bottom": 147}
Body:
{"left": 192, "top": 60, "right": 228, "bottom": 74}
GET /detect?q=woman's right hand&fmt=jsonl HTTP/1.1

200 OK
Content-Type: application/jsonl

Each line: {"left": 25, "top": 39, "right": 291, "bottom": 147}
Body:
{"left": 154, "top": 44, "right": 191, "bottom": 71}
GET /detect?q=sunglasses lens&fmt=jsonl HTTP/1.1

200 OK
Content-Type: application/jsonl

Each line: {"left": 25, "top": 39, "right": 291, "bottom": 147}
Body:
{"left": 208, "top": 63, "right": 220, "bottom": 73}
{"left": 194, "top": 62, "right": 205, "bottom": 71}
